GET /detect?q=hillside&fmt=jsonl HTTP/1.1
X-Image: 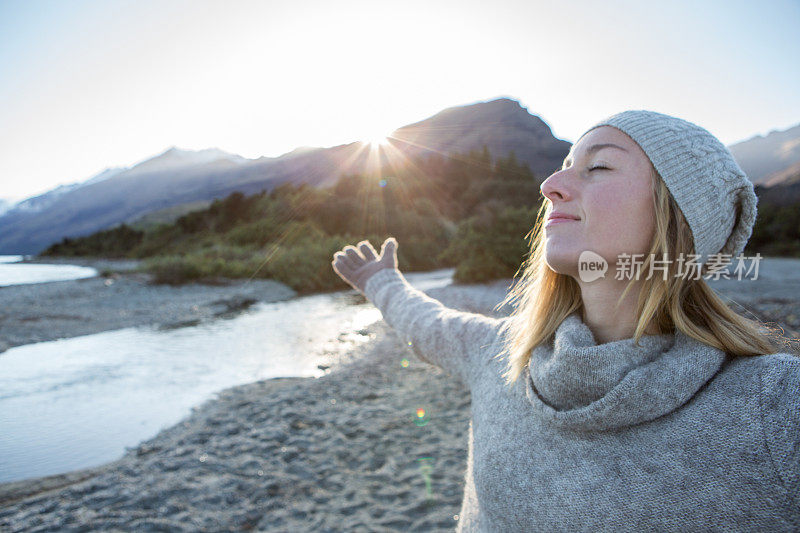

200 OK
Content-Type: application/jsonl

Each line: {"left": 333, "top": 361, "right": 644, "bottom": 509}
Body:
{"left": 729, "top": 122, "right": 800, "bottom": 185}
{"left": 41, "top": 147, "right": 545, "bottom": 292}
{"left": 0, "top": 98, "right": 569, "bottom": 254}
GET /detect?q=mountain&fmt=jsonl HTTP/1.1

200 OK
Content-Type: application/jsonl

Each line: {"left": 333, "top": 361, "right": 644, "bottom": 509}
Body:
{"left": 753, "top": 161, "right": 800, "bottom": 207}
{"left": 124, "top": 147, "right": 248, "bottom": 177}
{"left": 388, "top": 98, "right": 569, "bottom": 178}
{"left": 729, "top": 123, "right": 800, "bottom": 185}
{"left": 761, "top": 160, "right": 800, "bottom": 188}
{"left": 0, "top": 97, "right": 570, "bottom": 254}
{"left": 0, "top": 198, "right": 16, "bottom": 217}
{"left": 11, "top": 167, "right": 125, "bottom": 215}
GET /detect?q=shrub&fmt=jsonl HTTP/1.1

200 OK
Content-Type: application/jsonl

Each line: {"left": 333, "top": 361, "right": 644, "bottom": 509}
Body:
{"left": 143, "top": 256, "right": 205, "bottom": 284}
{"left": 259, "top": 235, "right": 354, "bottom": 293}
{"left": 442, "top": 204, "right": 538, "bottom": 283}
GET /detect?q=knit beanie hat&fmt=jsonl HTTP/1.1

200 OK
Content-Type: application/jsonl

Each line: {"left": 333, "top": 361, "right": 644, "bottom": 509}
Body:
{"left": 577, "top": 110, "right": 758, "bottom": 267}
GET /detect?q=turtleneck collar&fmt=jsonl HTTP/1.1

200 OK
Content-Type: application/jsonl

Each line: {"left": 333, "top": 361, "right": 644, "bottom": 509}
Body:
{"left": 525, "top": 311, "right": 728, "bottom": 431}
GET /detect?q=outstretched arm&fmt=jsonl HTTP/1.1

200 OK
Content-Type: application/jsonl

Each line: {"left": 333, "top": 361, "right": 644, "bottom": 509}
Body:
{"left": 332, "top": 238, "right": 504, "bottom": 389}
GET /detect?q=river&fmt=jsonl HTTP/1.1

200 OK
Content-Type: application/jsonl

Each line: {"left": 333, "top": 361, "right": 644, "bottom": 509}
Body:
{"left": 0, "top": 260, "right": 453, "bottom": 483}
{"left": 0, "top": 255, "right": 97, "bottom": 286}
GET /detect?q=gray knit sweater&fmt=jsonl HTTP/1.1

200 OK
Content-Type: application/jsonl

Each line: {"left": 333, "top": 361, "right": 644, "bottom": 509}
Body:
{"left": 363, "top": 268, "right": 800, "bottom": 532}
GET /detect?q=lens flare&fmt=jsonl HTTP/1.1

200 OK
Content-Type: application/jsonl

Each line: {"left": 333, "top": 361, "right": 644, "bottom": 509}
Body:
{"left": 414, "top": 407, "right": 430, "bottom": 426}
{"left": 366, "top": 134, "right": 389, "bottom": 147}
{"left": 417, "top": 457, "right": 434, "bottom": 501}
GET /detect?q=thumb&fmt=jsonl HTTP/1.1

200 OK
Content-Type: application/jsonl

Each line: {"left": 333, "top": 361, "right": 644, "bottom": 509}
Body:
{"left": 379, "top": 237, "right": 398, "bottom": 266}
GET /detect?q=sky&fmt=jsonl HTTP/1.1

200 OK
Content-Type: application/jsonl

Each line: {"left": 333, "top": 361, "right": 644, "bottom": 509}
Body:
{"left": 0, "top": 0, "right": 798, "bottom": 201}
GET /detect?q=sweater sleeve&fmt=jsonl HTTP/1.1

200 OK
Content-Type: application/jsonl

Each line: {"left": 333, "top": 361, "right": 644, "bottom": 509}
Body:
{"left": 758, "top": 352, "right": 800, "bottom": 512}
{"left": 363, "top": 268, "right": 505, "bottom": 389}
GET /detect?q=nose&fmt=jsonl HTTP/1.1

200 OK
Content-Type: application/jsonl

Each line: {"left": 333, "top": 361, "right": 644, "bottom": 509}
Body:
{"left": 540, "top": 168, "right": 573, "bottom": 202}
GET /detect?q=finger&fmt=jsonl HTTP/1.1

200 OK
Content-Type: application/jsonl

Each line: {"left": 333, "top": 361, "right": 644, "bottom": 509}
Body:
{"left": 333, "top": 252, "right": 357, "bottom": 273}
{"left": 380, "top": 238, "right": 397, "bottom": 262}
{"left": 331, "top": 259, "right": 345, "bottom": 277}
{"left": 343, "top": 245, "right": 366, "bottom": 265}
{"left": 331, "top": 253, "right": 345, "bottom": 272}
{"left": 357, "top": 240, "right": 378, "bottom": 261}
{"left": 332, "top": 260, "right": 359, "bottom": 290}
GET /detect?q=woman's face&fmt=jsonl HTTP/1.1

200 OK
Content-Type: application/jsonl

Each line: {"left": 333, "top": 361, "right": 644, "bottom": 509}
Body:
{"left": 540, "top": 125, "right": 656, "bottom": 279}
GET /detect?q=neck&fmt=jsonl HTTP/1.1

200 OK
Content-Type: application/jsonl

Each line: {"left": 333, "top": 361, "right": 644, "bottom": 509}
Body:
{"left": 577, "top": 277, "right": 658, "bottom": 343}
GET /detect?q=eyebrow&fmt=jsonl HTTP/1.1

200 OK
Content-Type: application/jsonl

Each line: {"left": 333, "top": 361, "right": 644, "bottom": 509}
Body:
{"left": 563, "top": 143, "right": 629, "bottom": 168}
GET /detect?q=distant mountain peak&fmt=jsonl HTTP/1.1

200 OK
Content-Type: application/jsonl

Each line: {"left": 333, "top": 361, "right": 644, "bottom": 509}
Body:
{"left": 127, "top": 146, "right": 247, "bottom": 176}
{"left": 483, "top": 96, "right": 527, "bottom": 107}
{"left": 0, "top": 97, "right": 571, "bottom": 253}
{"left": 158, "top": 146, "right": 232, "bottom": 158}
{"left": 729, "top": 121, "right": 800, "bottom": 185}
{"left": 284, "top": 146, "right": 321, "bottom": 156}
{"left": 450, "top": 96, "right": 530, "bottom": 113}
{"left": 395, "top": 96, "right": 548, "bottom": 137}
{"left": 0, "top": 198, "right": 17, "bottom": 217}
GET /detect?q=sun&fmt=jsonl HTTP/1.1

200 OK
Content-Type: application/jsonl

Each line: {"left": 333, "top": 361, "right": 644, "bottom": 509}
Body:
{"left": 364, "top": 133, "right": 391, "bottom": 147}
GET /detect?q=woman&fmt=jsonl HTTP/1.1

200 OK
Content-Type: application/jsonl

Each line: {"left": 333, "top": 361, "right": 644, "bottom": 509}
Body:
{"left": 331, "top": 110, "right": 799, "bottom": 531}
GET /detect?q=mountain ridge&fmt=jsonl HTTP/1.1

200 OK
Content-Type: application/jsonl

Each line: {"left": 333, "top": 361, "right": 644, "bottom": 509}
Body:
{"left": 2, "top": 99, "right": 797, "bottom": 254}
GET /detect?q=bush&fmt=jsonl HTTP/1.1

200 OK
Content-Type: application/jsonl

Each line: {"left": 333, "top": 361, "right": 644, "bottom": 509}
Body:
{"left": 41, "top": 224, "right": 144, "bottom": 257}
{"left": 142, "top": 236, "right": 358, "bottom": 292}
{"left": 260, "top": 235, "right": 354, "bottom": 293}
{"left": 143, "top": 256, "right": 205, "bottom": 284}
{"left": 442, "top": 204, "right": 538, "bottom": 283}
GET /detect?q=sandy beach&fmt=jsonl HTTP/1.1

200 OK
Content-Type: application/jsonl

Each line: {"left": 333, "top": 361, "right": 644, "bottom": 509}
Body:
{"left": 1, "top": 257, "right": 799, "bottom": 531}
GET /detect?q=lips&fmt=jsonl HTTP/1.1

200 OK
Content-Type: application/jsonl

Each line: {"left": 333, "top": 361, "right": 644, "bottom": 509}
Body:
{"left": 545, "top": 211, "right": 580, "bottom": 228}
{"left": 548, "top": 211, "right": 580, "bottom": 221}
{"left": 545, "top": 218, "right": 578, "bottom": 228}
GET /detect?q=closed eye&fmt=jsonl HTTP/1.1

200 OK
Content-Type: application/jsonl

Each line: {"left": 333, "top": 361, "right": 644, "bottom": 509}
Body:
{"left": 589, "top": 165, "right": 610, "bottom": 171}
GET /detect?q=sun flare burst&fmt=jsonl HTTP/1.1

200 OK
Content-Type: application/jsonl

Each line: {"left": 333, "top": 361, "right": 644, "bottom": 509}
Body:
{"left": 365, "top": 134, "right": 391, "bottom": 147}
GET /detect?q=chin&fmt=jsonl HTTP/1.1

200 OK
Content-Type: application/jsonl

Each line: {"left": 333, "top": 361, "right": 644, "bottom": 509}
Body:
{"left": 544, "top": 250, "right": 580, "bottom": 278}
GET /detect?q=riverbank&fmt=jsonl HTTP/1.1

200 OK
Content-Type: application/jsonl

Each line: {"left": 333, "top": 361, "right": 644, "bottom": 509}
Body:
{"left": 0, "top": 259, "right": 297, "bottom": 354}
{"left": 1, "top": 258, "right": 799, "bottom": 531}
{"left": 0, "top": 278, "right": 515, "bottom": 531}
{"left": 5, "top": 255, "right": 800, "bottom": 354}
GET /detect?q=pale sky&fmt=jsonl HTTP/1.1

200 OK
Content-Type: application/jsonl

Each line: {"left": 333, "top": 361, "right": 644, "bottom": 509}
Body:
{"left": 1, "top": 0, "right": 798, "bottom": 200}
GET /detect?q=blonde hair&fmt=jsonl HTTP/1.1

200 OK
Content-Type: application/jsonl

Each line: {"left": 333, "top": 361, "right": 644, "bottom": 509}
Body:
{"left": 494, "top": 165, "right": 780, "bottom": 386}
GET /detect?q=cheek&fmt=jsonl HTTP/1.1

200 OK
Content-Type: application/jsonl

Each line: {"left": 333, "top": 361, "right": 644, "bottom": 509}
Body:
{"left": 588, "top": 185, "right": 655, "bottom": 254}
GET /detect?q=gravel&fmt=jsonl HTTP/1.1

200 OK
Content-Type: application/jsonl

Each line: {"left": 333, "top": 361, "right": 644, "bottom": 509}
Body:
{"left": 0, "top": 260, "right": 296, "bottom": 354}
{"left": 1, "top": 257, "right": 797, "bottom": 531}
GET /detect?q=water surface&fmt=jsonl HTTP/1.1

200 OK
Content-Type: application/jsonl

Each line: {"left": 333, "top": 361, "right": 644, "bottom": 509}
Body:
{"left": 0, "top": 269, "right": 453, "bottom": 483}
{"left": 0, "top": 255, "right": 96, "bottom": 286}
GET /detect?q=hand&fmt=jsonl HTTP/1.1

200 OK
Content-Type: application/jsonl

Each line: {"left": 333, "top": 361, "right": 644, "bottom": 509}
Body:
{"left": 331, "top": 238, "right": 398, "bottom": 294}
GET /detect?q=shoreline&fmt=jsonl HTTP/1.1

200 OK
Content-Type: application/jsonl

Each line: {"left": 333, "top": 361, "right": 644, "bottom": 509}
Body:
{"left": 0, "top": 280, "right": 515, "bottom": 531}
{"left": 1, "top": 259, "right": 799, "bottom": 530}
{"left": 0, "top": 258, "right": 297, "bottom": 354}
{"left": 4, "top": 255, "right": 799, "bottom": 355}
